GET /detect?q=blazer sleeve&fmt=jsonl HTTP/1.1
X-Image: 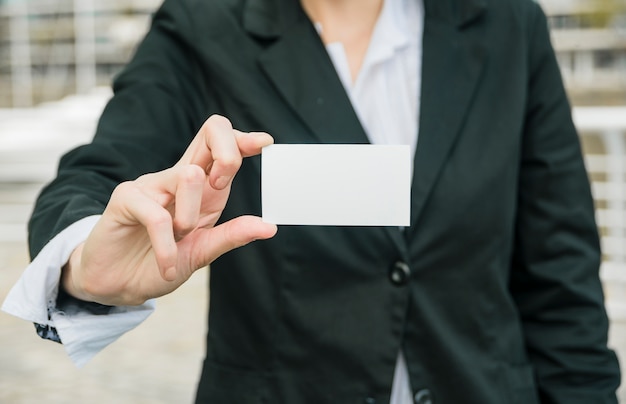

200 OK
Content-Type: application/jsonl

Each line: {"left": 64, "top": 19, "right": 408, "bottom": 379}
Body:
{"left": 509, "top": 4, "right": 621, "bottom": 403}
{"left": 28, "top": 0, "right": 212, "bottom": 258}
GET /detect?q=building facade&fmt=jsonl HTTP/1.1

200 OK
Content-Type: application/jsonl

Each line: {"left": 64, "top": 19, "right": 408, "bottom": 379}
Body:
{"left": 0, "top": 0, "right": 625, "bottom": 107}
{"left": 541, "top": 0, "right": 626, "bottom": 104}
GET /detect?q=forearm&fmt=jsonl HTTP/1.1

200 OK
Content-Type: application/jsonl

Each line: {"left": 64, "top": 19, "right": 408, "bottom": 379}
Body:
{"left": 511, "top": 3, "right": 621, "bottom": 401}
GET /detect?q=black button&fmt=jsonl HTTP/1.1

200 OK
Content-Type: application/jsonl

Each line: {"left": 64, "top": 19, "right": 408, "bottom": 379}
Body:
{"left": 364, "top": 397, "right": 376, "bottom": 404}
{"left": 414, "top": 388, "right": 433, "bottom": 404}
{"left": 389, "top": 261, "right": 411, "bottom": 286}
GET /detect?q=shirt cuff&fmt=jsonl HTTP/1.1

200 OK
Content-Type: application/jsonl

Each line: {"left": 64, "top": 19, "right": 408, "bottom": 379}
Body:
{"left": 1, "top": 215, "right": 156, "bottom": 367}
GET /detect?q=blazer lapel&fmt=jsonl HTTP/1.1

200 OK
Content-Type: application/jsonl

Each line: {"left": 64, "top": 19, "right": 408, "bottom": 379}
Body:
{"left": 246, "top": 0, "right": 369, "bottom": 145}
{"left": 246, "top": 0, "right": 497, "bottom": 252}
{"left": 246, "top": 0, "right": 407, "bottom": 252}
{"left": 409, "top": 0, "right": 488, "bottom": 230}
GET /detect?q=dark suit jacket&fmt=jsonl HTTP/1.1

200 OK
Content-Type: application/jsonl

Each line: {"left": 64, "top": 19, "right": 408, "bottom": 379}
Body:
{"left": 29, "top": 0, "right": 621, "bottom": 402}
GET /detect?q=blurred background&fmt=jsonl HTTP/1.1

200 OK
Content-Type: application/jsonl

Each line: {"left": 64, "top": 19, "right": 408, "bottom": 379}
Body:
{"left": 0, "top": 0, "right": 625, "bottom": 402}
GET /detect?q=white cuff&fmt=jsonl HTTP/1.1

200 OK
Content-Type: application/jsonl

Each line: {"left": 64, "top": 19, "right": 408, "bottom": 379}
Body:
{"left": 1, "top": 215, "right": 155, "bottom": 367}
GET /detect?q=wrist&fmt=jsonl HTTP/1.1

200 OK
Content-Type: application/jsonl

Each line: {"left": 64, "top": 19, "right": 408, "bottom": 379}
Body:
{"left": 61, "top": 243, "right": 94, "bottom": 303}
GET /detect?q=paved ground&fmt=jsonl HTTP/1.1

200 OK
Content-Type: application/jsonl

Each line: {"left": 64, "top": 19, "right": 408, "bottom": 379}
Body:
{"left": 1, "top": 235, "right": 625, "bottom": 403}
{"left": 0, "top": 239, "right": 208, "bottom": 404}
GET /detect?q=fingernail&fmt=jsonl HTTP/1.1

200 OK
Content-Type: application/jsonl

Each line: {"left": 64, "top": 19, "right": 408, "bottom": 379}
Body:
{"left": 215, "top": 175, "right": 232, "bottom": 189}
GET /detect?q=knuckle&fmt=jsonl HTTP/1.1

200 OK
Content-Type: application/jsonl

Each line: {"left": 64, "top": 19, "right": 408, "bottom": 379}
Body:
{"left": 112, "top": 181, "right": 136, "bottom": 195}
{"left": 216, "top": 154, "right": 242, "bottom": 172}
{"left": 223, "top": 219, "right": 246, "bottom": 247}
{"left": 173, "top": 217, "right": 196, "bottom": 235}
{"left": 109, "top": 181, "right": 139, "bottom": 205}
{"left": 150, "top": 210, "right": 173, "bottom": 228}
{"left": 135, "top": 173, "right": 151, "bottom": 183}
{"left": 178, "top": 164, "right": 205, "bottom": 184}
{"left": 205, "top": 114, "right": 232, "bottom": 130}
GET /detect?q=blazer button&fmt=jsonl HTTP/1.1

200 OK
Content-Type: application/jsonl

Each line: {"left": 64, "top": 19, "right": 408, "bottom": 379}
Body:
{"left": 389, "top": 261, "right": 410, "bottom": 286}
{"left": 414, "top": 388, "right": 433, "bottom": 404}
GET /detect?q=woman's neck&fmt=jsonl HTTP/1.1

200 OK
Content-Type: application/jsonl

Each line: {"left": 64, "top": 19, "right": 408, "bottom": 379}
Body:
{"left": 301, "top": 0, "right": 384, "bottom": 82}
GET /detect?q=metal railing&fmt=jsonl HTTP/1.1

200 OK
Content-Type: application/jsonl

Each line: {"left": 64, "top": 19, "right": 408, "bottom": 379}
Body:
{"left": 574, "top": 106, "right": 626, "bottom": 318}
{"left": 0, "top": 0, "right": 162, "bottom": 107}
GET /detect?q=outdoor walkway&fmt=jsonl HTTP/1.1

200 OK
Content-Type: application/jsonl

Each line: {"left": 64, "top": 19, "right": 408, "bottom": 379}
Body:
{"left": 0, "top": 240, "right": 208, "bottom": 403}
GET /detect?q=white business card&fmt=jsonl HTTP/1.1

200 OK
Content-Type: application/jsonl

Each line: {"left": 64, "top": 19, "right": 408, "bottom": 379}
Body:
{"left": 261, "top": 144, "right": 411, "bottom": 226}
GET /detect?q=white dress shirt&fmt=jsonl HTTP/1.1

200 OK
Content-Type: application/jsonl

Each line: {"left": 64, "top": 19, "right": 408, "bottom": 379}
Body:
{"left": 322, "top": 1, "right": 423, "bottom": 402}
{"left": 2, "top": 0, "right": 423, "bottom": 402}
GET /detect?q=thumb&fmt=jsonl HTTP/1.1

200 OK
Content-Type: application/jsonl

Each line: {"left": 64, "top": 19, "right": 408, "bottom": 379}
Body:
{"left": 192, "top": 216, "right": 277, "bottom": 268}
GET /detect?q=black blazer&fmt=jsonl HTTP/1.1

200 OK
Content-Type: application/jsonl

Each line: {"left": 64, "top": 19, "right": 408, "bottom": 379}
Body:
{"left": 29, "top": 0, "right": 620, "bottom": 402}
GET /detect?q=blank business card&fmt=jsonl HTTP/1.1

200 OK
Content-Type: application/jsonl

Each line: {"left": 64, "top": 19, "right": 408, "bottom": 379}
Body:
{"left": 261, "top": 144, "right": 411, "bottom": 226}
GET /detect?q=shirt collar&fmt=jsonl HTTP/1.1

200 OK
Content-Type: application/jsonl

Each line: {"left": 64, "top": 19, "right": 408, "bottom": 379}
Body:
{"left": 364, "top": 0, "right": 411, "bottom": 67}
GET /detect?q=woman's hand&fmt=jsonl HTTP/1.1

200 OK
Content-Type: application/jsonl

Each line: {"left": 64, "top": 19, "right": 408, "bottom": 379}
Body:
{"left": 61, "top": 115, "right": 277, "bottom": 306}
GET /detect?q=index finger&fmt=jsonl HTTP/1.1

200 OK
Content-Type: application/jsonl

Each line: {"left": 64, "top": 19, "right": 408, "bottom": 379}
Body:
{"left": 177, "top": 115, "right": 274, "bottom": 189}
{"left": 178, "top": 115, "right": 234, "bottom": 172}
